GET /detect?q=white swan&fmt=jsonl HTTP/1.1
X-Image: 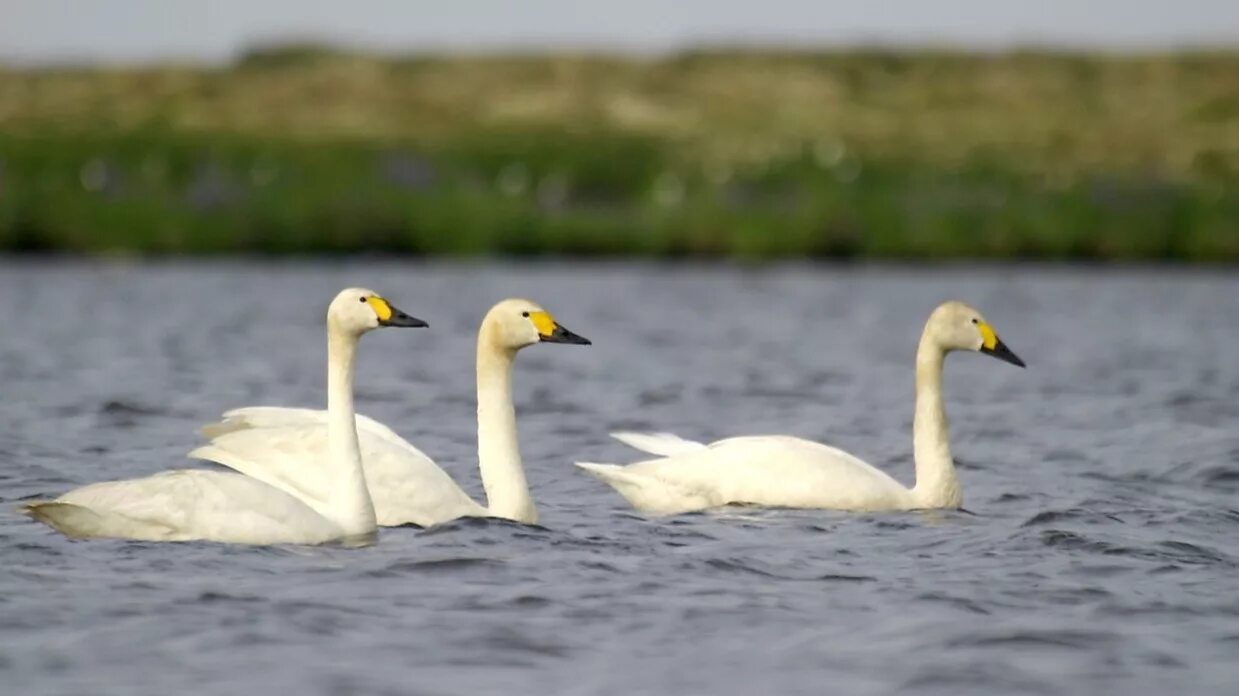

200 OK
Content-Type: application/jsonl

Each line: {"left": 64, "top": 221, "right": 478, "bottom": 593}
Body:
{"left": 22, "top": 288, "right": 427, "bottom": 544}
{"left": 189, "top": 298, "right": 591, "bottom": 527}
{"left": 576, "top": 300, "right": 1025, "bottom": 515}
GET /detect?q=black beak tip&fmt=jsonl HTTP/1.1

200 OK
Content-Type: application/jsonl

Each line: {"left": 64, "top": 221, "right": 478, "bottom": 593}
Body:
{"left": 984, "top": 340, "right": 1026, "bottom": 368}
{"left": 543, "top": 325, "right": 591, "bottom": 345}
{"left": 386, "top": 310, "right": 428, "bottom": 328}
{"left": 1000, "top": 345, "right": 1026, "bottom": 369}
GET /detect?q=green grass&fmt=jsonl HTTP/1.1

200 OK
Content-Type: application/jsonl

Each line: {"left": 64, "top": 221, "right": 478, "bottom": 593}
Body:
{"left": 0, "top": 47, "right": 1236, "bottom": 259}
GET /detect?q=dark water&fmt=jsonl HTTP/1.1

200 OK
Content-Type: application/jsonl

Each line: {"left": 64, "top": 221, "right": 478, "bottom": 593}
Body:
{"left": 2, "top": 261, "right": 1238, "bottom": 695}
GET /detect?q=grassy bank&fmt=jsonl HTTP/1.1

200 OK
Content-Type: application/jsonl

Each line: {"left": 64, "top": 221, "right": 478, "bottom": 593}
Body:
{"left": 1, "top": 48, "right": 1236, "bottom": 259}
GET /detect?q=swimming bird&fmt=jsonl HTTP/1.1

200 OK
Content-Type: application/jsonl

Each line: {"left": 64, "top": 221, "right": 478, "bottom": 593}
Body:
{"left": 22, "top": 288, "right": 427, "bottom": 544}
{"left": 575, "top": 301, "right": 1024, "bottom": 515}
{"left": 190, "top": 298, "right": 590, "bottom": 527}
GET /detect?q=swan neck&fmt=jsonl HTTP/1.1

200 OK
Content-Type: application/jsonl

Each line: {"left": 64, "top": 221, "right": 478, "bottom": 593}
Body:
{"left": 325, "top": 327, "right": 378, "bottom": 535}
{"left": 911, "top": 334, "right": 961, "bottom": 508}
{"left": 476, "top": 332, "right": 537, "bottom": 524}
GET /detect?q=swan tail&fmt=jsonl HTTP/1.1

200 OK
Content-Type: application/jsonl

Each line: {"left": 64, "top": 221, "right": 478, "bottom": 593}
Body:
{"left": 609, "top": 431, "right": 707, "bottom": 457}
{"left": 574, "top": 462, "right": 703, "bottom": 515}
{"left": 574, "top": 461, "right": 622, "bottom": 476}
{"left": 23, "top": 501, "right": 125, "bottom": 540}
{"left": 573, "top": 462, "right": 639, "bottom": 499}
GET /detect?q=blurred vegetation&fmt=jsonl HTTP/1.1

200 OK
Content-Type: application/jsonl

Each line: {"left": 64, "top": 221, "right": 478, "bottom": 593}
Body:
{"left": 0, "top": 46, "right": 1236, "bottom": 259}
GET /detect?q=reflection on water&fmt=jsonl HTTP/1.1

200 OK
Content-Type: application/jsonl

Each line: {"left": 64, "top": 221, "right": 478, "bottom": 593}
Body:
{"left": 1, "top": 261, "right": 1237, "bottom": 695}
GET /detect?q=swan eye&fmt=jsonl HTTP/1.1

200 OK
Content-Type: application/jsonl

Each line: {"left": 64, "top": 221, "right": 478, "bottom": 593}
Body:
{"left": 970, "top": 318, "right": 978, "bottom": 325}
{"left": 359, "top": 297, "right": 368, "bottom": 303}
{"left": 522, "top": 311, "right": 530, "bottom": 318}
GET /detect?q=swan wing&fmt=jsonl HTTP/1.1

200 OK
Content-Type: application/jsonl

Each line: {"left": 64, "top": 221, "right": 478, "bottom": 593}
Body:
{"left": 609, "top": 431, "right": 708, "bottom": 457}
{"left": 577, "top": 435, "right": 913, "bottom": 514}
{"left": 202, "top": 406, "right": 416, "bottom": 455}
{"left": 24, "top": 470, "right": 344, "bottom": 544}
{"left": 192, "top": 420, "right": 484, "bottom": 527}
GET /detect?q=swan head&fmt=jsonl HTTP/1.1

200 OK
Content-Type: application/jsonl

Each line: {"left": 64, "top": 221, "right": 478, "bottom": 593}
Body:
{"left": 328, "top": 287, "right": 428, "bottom": 336}
{"left": 929, "top": 300, "right": 1025, "bottom": 367}
{"left": 482, "top": 298, "right": 591, "bottom": 351}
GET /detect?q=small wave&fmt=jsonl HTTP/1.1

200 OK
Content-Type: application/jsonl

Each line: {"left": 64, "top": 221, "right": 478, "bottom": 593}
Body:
{"left": 873, "top": 519, "right": 919, "bottom": 531}
{"left": 98, "top": 400, "right": 166, "bottom": 417}
{"left": 578, "top": 560, "right": 622, "bottom": 573}
{"left": 704, "top": 557, "right": 780, "bottom": 577}
{"left": 448, "top": 593, "right": 558, "bottom": 612}
{"left": 459, "top": 626, "right": 570, "bottom": 660}
{"left": 1025, "top": 585, "right": 1115, "bottom": 604}
{"left": 1168, "top": 508, "right": 1239, "bottom": 528}
{"left": 364, "top": 557, "right": 505, "bottom": 578}
{"left": 814, "top": 573, "right": 875, "bottom": 583}
{"left": 415, "top": 516, "right": 551, "bottom": 537}
{"left": 507, "top": 594, "right": 553, "bottom": 608}
{"left": 946, "top": 628, "right": 1119, "bottom": 650}
{"left": 703, "top": 558, "right": 874, "bottom": 583}
{"left": 1038, "top": 529, "right": 1130, "bottom": 554}
{"left": 1021, "top": 508, "right": 1125, "bottom": 527}
{"left": 916, "top": 591, "right": 992, "bottom": 615}
{"left": 646, "top": 521, "right": 717, "bottom": 543}
{"left": 1156, "top": 540, "right": 1229, "bottom": 565}
{"left": 195, "top": 590, "right": 263, "bottom": 603}
{"left": 1036, "top": 529, "right": 1234, "bottom": 567}
{"left": 953, "top": 457, "right": 987, "bottom": 472}
{"left": 902, "top": 665, "right": 1056, "bottom": 694}
{"left": 1094, "top": 599, "right": 1214, "bottom": 618}
{"left": 1197, "top": 463, "right": 1239, "bottom": 489}
{"left": 95, "top": 399, "right": 176, "bottom": 429}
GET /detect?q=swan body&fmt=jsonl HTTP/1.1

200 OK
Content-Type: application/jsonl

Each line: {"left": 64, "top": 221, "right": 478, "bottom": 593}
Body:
{"left": 25, "top": 470, "right": 350, "bottom": 544}
{"left": 577, "top": 301, "right": 1025, "bottom": 515}
{"left": 577, "top": 434, "right": 917, "bottom": 515}
{"left": 191, "top": 298, "right": 591, "bottom": 527}
{"left": 192, "top": 409, "right": 487, "bottom": 527}
{"left": 24, "top": 288, "right": 427, "bottom": 544}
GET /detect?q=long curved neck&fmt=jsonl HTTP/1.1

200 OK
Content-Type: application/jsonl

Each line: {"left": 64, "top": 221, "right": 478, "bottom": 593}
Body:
{"left": 911, "top": 333, "right": 961, "bottom": 508}
{"left": 324, "top": 326, "right": 378, "bottom": 537}
{"left": 476, "top": 328, "right": 537, "bottom": 523}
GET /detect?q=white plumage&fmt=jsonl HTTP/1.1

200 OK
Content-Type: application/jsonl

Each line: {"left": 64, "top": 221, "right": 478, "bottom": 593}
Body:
{"left": 190, "top": 408, "right": 487, "bottom": 527}
{"left": 23, "top": 288, "right": 427, "bottom": 544}
{"left": 577, "top": 301, "right": 1025, "bottom": 515}
{"left": 26, "top": 469, "right": 351, "bottom": 544}
{"left": 190, "top": 298, "right": 591, "bottom": 528}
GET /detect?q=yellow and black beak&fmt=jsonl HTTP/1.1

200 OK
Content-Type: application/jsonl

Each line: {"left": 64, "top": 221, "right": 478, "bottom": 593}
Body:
{"left": 529, "top": 310, "right": 591, "bottom": 345}
{"left": 366, "top": 296, "right": 428, "bottom": 328}
{"left": 977, "top": 321, "right": 1025, "bottom": 368}
{"left": 542, "top": 323, "right": 592, "bottom": 345}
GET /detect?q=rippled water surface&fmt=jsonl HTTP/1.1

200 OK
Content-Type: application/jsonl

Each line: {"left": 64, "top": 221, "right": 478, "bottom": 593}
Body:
{"left": 3, "top": 261, "right": 1238, "bottom": 695}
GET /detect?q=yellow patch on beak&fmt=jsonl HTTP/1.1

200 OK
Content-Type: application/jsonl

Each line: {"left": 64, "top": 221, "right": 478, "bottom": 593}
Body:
{"left": 365, "top": 296, "right": 394, "bottom": 322}
{"left": 528, "top": 310, "right": 557, "bottom": 337}
{"left": 978, "top": 321, "right": 998, "bottom": 350}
